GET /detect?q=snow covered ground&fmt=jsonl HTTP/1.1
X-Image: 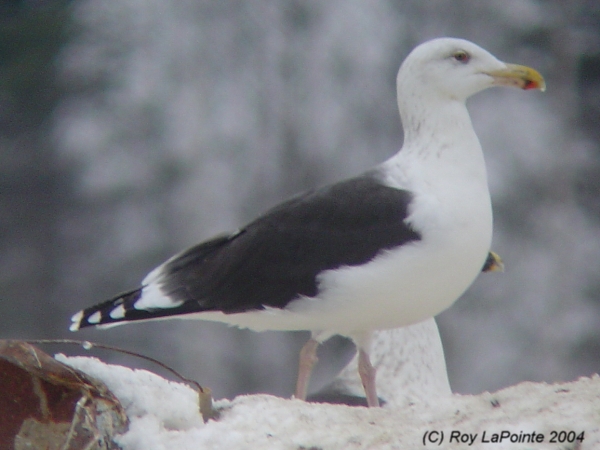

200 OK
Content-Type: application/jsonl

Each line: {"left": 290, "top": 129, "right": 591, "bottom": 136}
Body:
{"left": 57, "top": 353, "right": 600, "bottom": 450}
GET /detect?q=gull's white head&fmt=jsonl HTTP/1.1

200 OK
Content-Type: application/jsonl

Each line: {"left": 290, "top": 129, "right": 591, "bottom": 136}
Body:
{"left": 397, "top": 37, "right": 545, "bottom": 103}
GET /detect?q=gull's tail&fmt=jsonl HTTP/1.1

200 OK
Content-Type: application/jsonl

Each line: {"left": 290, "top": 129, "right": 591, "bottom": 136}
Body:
{"left": 69, "top": 288, "right": 143, "bottom": 331}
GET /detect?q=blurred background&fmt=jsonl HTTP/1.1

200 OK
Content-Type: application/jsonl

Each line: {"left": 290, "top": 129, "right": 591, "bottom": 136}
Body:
{"left": 1, "top": 0, "right": 599, "bottom": 400}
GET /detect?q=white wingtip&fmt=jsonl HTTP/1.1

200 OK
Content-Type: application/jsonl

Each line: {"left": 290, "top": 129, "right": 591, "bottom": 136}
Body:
{"left": 87, "top": 311, "right": 102, "bottom": 324}
{"left": 109, "top": 304, "right": 126, "bottom": 319}
{"left": 70, "top": 311, "right": 83, "bottom": 332}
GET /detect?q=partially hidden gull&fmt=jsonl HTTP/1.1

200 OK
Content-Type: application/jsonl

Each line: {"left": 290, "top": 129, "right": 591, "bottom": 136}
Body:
{"left": 308, "top": 251, "right": 504, "bottom": 407}
{"left": 70, "top": 38, "right": 544, "bottom": 407}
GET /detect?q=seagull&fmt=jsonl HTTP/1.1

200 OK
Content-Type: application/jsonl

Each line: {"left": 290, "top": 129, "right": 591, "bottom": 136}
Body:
{"left": 70, "top": 38, "right": 544, "bottom": 407}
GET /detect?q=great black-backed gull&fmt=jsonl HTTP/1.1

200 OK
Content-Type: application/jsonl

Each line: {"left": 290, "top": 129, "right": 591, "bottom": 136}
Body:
{"left": 70, "top": 38, "right": 544, "bottom": 407}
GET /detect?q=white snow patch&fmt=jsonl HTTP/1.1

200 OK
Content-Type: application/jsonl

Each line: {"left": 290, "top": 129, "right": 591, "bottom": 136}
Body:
{"left": 55, "top": 354, "right": 203, "bottom": 431}
{"left": 57, "top": 355, "right": 600, "bottom": 450}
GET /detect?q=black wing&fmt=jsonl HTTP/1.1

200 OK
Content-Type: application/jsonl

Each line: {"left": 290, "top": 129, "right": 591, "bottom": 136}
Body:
{"left": 158, "top": 171, "right": 421, "bottom": 313}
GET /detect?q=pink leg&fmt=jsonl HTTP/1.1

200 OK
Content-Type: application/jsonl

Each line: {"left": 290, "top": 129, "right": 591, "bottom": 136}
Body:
{"left": 358, "top": 349, "right": 379, "bottom": 407}
{"left": 295, "top": 338, "right": 319, "bottom": 401}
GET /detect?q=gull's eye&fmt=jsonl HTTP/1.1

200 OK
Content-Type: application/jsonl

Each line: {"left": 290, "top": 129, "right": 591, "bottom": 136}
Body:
{"left": 453, "top": 50, "right": 470, "bottom": 63}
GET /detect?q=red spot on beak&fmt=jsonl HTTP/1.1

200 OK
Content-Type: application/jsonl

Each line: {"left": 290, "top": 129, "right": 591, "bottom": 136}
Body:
{"left": 523, "top": 79, "right": 538, "bottom": 90}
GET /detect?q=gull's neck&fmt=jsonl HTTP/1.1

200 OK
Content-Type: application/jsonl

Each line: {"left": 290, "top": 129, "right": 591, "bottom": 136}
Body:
{"left": 395, "top": 89, "right": 486, "bottom": 173}
{"left": 383, "top": 88, "right": 489, "bottom": 192}
{"left": 399, "top": 94, "right": 477, "bottom": 151}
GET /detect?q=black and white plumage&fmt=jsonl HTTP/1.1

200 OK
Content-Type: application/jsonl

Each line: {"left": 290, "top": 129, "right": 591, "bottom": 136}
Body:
{"left": 73, "top": 173, "right": 420, "bottom": 328}
{"left": 70, "top": 38, "right": 544, "bottom": 407}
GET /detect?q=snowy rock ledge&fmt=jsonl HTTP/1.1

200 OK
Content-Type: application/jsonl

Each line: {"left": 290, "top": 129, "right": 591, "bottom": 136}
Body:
{"left": 56, "top": 355, "right": 599, "bottom": 450}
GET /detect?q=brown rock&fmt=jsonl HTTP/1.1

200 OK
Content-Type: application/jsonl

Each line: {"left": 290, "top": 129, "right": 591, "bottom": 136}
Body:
{"left": 0, "top": 340, "right": 128, "bottom": 450}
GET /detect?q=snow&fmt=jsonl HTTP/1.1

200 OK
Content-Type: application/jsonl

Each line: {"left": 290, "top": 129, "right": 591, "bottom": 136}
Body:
{"left": 56, "top": 353, "right": 600, "bottom": 450}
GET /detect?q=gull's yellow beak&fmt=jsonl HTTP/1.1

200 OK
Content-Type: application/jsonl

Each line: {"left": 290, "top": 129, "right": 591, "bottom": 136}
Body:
{"left": 485, "top": 63, "right": 546, "bottom": 92}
